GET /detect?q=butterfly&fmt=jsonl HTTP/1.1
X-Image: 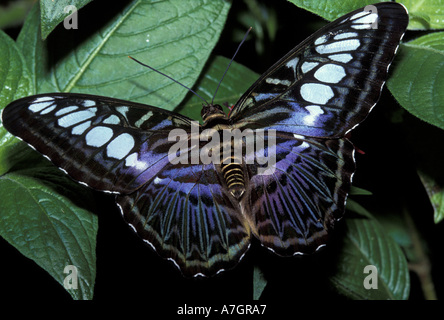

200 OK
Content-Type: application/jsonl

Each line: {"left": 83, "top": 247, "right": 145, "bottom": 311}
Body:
{"left": 1, "top": 2, "right": 408, "bottom": 277}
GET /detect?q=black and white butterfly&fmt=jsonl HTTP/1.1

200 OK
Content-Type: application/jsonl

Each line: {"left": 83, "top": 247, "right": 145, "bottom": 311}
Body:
{"left": 1, "top": 3, "right": 408, "bottom": 277}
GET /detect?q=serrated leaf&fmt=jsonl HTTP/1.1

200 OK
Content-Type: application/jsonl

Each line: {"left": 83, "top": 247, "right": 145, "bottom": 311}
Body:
{"left": 387, "top": 32, "right": 444, "bottom": 131}
{"left": 175, "top": 55, "right": 259, "bottom": 121}
{"left": 331, "top": 206, "right": 410, "bottom": 300}
{"left": 36, "top": 0, "right": 230, "bottom": 111}
{"left": 0, "top": 30, "right": 33, "bottom": 175}
{"left": 287, "top": 0, "right": 380, "bottom": 21}
{"left": 39, "top": 0, "right": 93, "bottom": 39}
{"left": 402, "top": 0, "right": 444, "bottom": 30}
{"left": 0, "top": 169, "right": 98, "bottom": 300}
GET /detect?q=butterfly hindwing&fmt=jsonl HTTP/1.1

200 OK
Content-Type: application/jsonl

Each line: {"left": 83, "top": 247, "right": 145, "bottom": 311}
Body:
{"left": 230, "top": 2, "right": 409, "bottom": 138}
{"left": 242, "top": 133, "right": 355, "bottom": 255}
{"left": 117, "top": 161, "right": 251, "bottom": 277}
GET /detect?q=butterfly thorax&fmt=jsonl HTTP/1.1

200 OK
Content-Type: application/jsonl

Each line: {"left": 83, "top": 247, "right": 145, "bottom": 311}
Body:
{"left": 201, "top": 103, "right": 227, "bottom": 126}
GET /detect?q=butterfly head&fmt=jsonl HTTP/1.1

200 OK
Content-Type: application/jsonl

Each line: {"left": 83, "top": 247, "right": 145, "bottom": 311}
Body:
{"left": 201, "top": 103, "right": 227, "bottom": 125}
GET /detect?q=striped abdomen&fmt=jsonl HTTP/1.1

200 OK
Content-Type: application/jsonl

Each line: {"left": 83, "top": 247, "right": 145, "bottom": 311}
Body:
{"left": 221, "top": 155, "right": 245, "bottom": 199}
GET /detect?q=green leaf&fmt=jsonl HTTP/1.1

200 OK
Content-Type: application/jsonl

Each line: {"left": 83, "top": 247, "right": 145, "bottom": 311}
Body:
{"left": 287, "top": 0, "right": 380, "bottom": 21}
{"left": 402, "top": 0, "right": 444, "bottom": 30}
{"left": 37, "top": 0, "right": 231, "bottom": 111}
{"left": 331, "top": 204, "right": 410, "bottom": 299}
{"left": 175, "top": 55, "right": 259, "bottom": 121}
{"left": 39, "top": 0, "right": 93, "bottom": 39}
{"left": 0, "top": 169, "right": 98, "bottom": 300}
{"left": 0, "top": 30, "right": 33, "bottom": 175}
{"left": 349, "top": 186, "right": 372, "bottom": 196}
{"left": 0, "top": 0, "right": 34, "bottom": 29}
{"left": 16, "top": 3, "right": 45, "bottom": 94}
{"left": 418, "top": 170, "right": 444, "bottom": 224}
{"left": 387, "top": 32, "right": 444, "bottom": 131}
{"left": 253, "top": 265, "right": 267, "bottom": 300}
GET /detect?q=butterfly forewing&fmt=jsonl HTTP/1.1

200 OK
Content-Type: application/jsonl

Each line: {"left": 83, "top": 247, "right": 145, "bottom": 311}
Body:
{"left": 2, "top": 93, "right": 193, "bottom": 193}
{"left": 230, "top": 2, "right": 409, "bottom": 138}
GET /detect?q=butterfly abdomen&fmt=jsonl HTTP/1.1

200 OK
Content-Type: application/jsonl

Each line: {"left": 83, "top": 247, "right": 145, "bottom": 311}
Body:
{"left": 221, "top": 160, "right": 245, "bottom": 199}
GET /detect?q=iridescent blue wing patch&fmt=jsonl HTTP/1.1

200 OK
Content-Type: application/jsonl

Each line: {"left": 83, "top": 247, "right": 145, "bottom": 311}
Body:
{"left": 117, "top": 162, "right": 251, "bottom": 277}
{"left": 242, "top": 133, "right": 355, "bottom": 255}
{"left": 229, "top": 2, "right": 409, "bottom": 138}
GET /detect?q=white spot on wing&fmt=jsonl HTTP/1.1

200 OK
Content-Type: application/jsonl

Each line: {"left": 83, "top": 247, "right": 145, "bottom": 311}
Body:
{"left": 29, "top": 101, "right": 53, "bottom": 113}
{"left": 39, "top": 105, "right": 56, "bottom": 115}
{"left": 285, "top": 57, "right": 299, "bottom": 71}
{"left": 153, "top": 177, "right": 164, "bottom": 185}
{"left": 301, "top": 62, "right": 318, "bottom": 74}
{"left": 300, "top": 83, "right": 334, "bottom": 105}
{"left": 316, "top": 39, "right": 360, "bottom": 54}
{"left": 333, "top": 32, "right": 358, "bottom": 40}
{"left": 350, "top": 11, "right": 367, "bottom": 20}
{"left": 58, "top": 108, "right": 97, "bottom": 128}
{"left": 82, "top": 100, "right": 95, "bottom": 107}
{"left": 106, "top": 133, "right": 135, "bottom": 160}
{"left": 292, "top": 134, "right": 309, "bottom": 150}
{"left": 353, "top": 13, "right": 377, "bottom": 25}
{"left": 135, "top": 111, "right": 154, "bottom": 128}
{"left": 329, "top": 53, "right": 353, "bottom": 63}
{"left": 103, "top": 115, "right": 121, "bottom": 125}
{"left": 85, "top": 126, "right": 113, "bottom": 147}
{"left": 72, "top": 121, "right": 91, "bottom": 135}
{"left": 55, "top": 106, "right": 78, "bottom": 116}
{"left": 314, "top": 35, "right": 327, "bottom": 45}
{"left": 314, "top": 64, "right": 346, "bottom": 83}
{"left": 303, "top": 105, "right": 324, "bottom": 126}
{"left": 125, "top": 152, "right": 147, "bottom": 170}
{"left": 116, "top": 106, "right": 129, "bottom": 117}
{"left": 265, "top": 78, "right": 291, "bottom": 86}
{"left": 32, "top": 96, "right": 54, "bottom": 104}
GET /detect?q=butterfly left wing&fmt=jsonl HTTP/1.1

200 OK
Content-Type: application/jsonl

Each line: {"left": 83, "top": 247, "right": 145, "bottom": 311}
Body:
{"left": 229, "top": 2, "right": 409, "bottom": 138}
{"left": 2, "top": 93, "right": 252, "bottom": 277}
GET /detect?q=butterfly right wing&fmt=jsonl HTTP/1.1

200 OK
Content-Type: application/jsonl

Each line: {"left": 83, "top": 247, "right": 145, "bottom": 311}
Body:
{"left": 229, "top": 2, "right": 409, "bottom": 138}
{"left": 242, "top": 132, "right": 355, "bottom": 256}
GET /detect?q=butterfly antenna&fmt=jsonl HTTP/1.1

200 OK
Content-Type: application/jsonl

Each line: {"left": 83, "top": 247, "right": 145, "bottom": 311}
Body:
{"left": 128, "top": 56, "right": 210, "bottom": 105}
{"left": 211, "top": 27, "right": 252, "bottom": 105}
